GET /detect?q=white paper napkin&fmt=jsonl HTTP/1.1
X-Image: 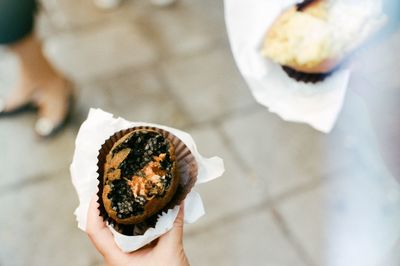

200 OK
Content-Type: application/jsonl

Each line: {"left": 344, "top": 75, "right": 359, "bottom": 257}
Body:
{"left": 224, "top": 0, "right": 385, "bottom": 133}
{"left": 70, "top": 108, "right": 225, "bottom": 252}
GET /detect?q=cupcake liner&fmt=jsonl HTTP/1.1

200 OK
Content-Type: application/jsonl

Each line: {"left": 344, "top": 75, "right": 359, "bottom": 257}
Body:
{"left": 281, "top": 65, "right": 334, "bottom": 83}
{"left": 296, "top": 0, "right": 317, "bottom": 11}
{"left": 96, "top": 126, "right": 198, "bottom": 236}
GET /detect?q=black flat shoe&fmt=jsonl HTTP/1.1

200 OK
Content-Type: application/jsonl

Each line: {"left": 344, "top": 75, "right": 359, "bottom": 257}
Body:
{"left": 0, "top": 98, "right": 37, "bottom": 117}
{"left": 34, "top": 94, "right": 75, "bottom": 138}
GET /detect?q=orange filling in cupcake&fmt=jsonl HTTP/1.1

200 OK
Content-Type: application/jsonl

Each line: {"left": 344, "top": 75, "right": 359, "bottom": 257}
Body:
{"left": 126, "top": 154, "right": 167, "bottom": 200}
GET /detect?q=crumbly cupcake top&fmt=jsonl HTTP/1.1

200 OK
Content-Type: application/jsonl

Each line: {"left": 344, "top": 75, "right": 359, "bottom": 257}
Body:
{"left": 262, "top": 0, "right": 330, "bottom": 69}
{"left": 104, "top": 130, "right": 174, "bottom": 219}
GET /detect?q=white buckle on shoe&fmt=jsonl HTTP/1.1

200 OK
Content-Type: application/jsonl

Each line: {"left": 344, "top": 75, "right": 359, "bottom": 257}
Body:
{"left": 35, "top": 117, "right": 55, "bottom": 137}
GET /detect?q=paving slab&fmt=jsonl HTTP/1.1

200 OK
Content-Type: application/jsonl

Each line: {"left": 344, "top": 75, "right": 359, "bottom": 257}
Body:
{"left": 0, "top": 172, "right": 101, "bottom": 266}
{"left": 104, "top": 69, "right": 191, "bottom": 128}
{"left": 185, "top": 210, "right": 308, "bottom": 266}
{"left": 137, "top": 0, "right": 226, "bottom": 57}
{"left": 162, "top": 48, "right": 256, "bottom": 123}
{"left": 40, "top": 0, "right": 140, "bottom": 30}
{"left": 276, "top": 163, "right": 400, "bottom": 266}
{"left": 185, "top": 125, "right": 267, "bottom": 232}
{"left": 221, "top": 110, "right": 331, "bottom": 198}
{"left": 44, "top": 21, "right": 158, "bottom": 82}
{"left": 0, "top": 119, "right": 77, "bottom": 190}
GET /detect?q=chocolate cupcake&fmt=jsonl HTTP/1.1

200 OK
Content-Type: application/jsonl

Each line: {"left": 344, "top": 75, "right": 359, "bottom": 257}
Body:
{"left": 102, "top": 129, "right": 179, "bottom": 225}
{"left": 97, "top": 126, "right": 198, "bottom": 236}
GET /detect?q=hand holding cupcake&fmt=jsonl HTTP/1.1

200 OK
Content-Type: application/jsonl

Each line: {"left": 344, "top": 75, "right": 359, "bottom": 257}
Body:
{"left": 71, "top": 109, "right": 224, "bottom": 252}
{"left": 87, "top": 197, "right": 189, "bottom": 266}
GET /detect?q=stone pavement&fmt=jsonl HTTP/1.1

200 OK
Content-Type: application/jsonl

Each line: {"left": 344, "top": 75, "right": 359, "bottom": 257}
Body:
{"left": 0, "top": 1, "right": 399, "bottom": 265}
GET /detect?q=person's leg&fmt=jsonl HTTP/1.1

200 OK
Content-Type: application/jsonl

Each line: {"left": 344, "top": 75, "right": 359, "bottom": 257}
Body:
{"left": 6, "top": 34, "right": 73, "bottom": 136}
{"left": 0, "top": 0, "right": 72, "bottom": 137}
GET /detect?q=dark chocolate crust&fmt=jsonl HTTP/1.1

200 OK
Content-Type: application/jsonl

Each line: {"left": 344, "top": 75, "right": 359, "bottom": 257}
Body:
{"left": 102, "top": 129, "right": 179, "bottom": 225}
{"left": 282, "top": 65, "right": 333, "bottom": 83}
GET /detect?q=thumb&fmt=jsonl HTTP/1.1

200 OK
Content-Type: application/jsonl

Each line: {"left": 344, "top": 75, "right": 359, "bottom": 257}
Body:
{"left": 159, "top": 203, "right": 185, "bottom": 246}
{"left": 172, "top": 203, "right": 185, "bottom": 238}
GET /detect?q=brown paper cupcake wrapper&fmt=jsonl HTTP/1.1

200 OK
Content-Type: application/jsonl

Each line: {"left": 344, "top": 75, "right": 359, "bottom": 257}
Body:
{"left": 96, "top": 126, "right": 198, "bottom": 236}
{"left": 296, "top": 0, "right": 317, "bottom": 12}
{"left": 282, "top": 65, "right": 334, "bottom": 83}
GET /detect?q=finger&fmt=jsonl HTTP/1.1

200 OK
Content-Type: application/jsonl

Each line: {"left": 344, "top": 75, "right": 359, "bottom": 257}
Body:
{"left": 148, "top": 238, "right": 159, "bottom": 247}
{"left": 173, "top": 202, "right": 185, "bottom": 231}
{"left": 86, "top": 195, "right": 122, "bottom": 259}
{"left": 129, "top": 241, "right": 156, "bottom": 257}
{"left": 159, "top": 203, "right": 185, "bottom": 245}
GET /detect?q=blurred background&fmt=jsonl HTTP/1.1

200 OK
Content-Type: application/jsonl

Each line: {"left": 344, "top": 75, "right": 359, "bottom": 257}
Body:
{"left": 0, "top": 0, "right": 399, "bottom": 265}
